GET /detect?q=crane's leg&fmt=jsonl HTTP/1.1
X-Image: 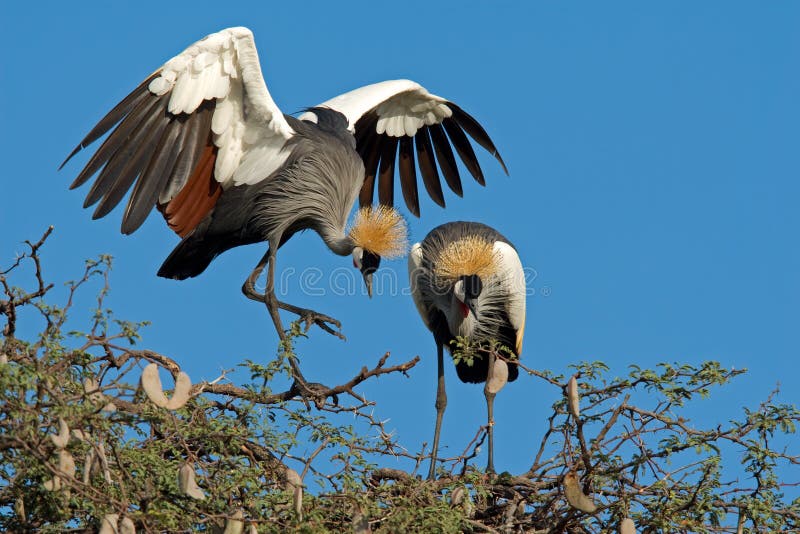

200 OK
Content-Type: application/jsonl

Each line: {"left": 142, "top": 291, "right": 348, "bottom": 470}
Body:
{"left": 428, "top": 342, "right": 447, "bottom": 480}
{"left": 244, "top": 243, "right": 333, "bottom": 408}
{"left": 484, "top": 351, "right": 497, "bottom": 474}
{"left": 242, "top": 249, "right": 343, "bottom": 339}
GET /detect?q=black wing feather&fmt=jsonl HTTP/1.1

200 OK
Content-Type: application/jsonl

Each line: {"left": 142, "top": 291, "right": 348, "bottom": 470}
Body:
{"left": 93, "top": 97, "right": 171, "bottom": 219}
{"left": 377, "top": 137, "right": 398, "bottom": 206}
{"left": 398, "top": 136, "right": 420, "bottom": 216}
{"left": 60, "top": 72, "right": 160, "bottom": 170}
{"left": 414, "top": 126, "right": 445, "bottom": 208}
{"left": 442, "top": 118, "right": 485, "bottom": 186}
{"left": 449, "top": 103, "right": 508, "bottom": 175}
{"left": 121, "top": 118, "right": 184, "bottom": 234}
{"left": 428, "top": 123, "right": 463, "bottom": 196}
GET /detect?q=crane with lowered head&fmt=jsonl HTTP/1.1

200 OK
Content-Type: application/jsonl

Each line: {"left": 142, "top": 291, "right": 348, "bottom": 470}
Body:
{"left": 408, "top": 221, "right": 526, "bottom": 478}
{"left": 62, "top": 26, "right": 508, "bottom": 342}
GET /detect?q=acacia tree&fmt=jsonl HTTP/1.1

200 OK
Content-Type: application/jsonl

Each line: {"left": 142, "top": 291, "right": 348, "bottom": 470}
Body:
{"left": 1, "top": 229, "right": 798, "bottom": 533}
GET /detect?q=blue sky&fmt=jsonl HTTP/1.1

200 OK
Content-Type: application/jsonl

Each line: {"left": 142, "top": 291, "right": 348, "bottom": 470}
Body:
{"left": 2, "top": 1, "right": 798, "bottom": 482}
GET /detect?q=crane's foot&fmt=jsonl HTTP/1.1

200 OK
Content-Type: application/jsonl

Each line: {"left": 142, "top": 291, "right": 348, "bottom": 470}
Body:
{"left": 283, "top": 305, "right": 345, "bottom": 340}
{"left": 241, "top": 286, "right": 344, "bottom": 339}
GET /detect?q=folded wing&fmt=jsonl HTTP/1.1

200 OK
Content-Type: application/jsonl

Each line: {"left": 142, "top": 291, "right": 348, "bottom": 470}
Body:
{"left": 62, "top": 27, "right": 293, "bottom": 236}
{"left": 303, "top": 80, "right": 507, "bottom": 217}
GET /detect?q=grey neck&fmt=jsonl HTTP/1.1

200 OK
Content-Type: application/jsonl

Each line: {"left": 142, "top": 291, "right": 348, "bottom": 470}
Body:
{"left": 322, "top": 230, "right": 355, "bottom": 256}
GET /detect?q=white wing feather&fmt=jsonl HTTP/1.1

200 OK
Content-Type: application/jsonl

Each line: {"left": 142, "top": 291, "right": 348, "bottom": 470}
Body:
{"left": 408, "top": 243, "right": 432, "bottom": 331}
{"left": 301, "top": 79, "right": 453, "bottom": 137}
{"left": 147, "top": 27, "right": 292, "bottom": 188}
{"left": 494, "top": 242, "right": 526, "bottom": 354}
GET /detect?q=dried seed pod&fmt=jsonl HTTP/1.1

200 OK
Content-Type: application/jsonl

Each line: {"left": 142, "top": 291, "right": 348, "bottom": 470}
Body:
{"left": 84, "top": 377, "right": 105, "bottom": 403}
{"left": 140, "top": 364, "right": 169, "bottom": 407}
{"left": 485, "top": 359, "right": 509, "bottom": 395}
{"left": 58, "top": 450, "right": 76, "bottom": 477}
{"left": 449, "top": 486, "right": 474, "bottom": 517}
{"left": 246, "top": 524, "right": 258, "bottom": 534}
{"left": 567, "top": 376, "right": 580, "bottom": 418}
{"left": 223, "top": 509, "right": 244, "bottom": 534}
{"left": 0, "top": 353, "right": 8, "bottom": 364}
{"left": 50, "top": 418, "right": 70, "bottom": 449}
{"left": 282, "top": 468, "right": 302, "bottom": 492}
{"left": 450, "top": 486, "right": 466, "bottom": 507}
{"left": 352, "top": 505, "right": 371, "bottom": 534}
{"left": 282, "top": 467, "right": 303, "bottom": 518}
{"left": 141, "top": 363, "right": 192, "bottom": 409}
{"left": 102, "top": 402, "right": 117, "bottom": 412}
{"left": 72, "top": 429, "right": 88, "bottom": 442}
{"left": 83, "top": 448, "right": 96, "bottom": 484}
{"left": 43, "top": 477, "right": 61, "bottom": 491}
{"left": 515, "top": 499, "right": 526, "bottom": 518}
{"left": 165, "top": 370, "right": 192, "bottom": 410}
{"left": 96, "top": 442, "right": 112, "bottom": 483}
{"left": 99, "top": 514, "right": 119, "bottom": 534}
{"left": 120, "top": 516, "right": 136, "bottom": 534}
{"left": 178, "top": 463, "right": 206, "bottom": 500}
{"left": 563, "top": 471, "right": 596, "bottom": 513}
{"left": 619, "top": 517, "right": 636, "bottom": 534}
{"left": 15, "top": 497, "right": 25, "bottom": 521}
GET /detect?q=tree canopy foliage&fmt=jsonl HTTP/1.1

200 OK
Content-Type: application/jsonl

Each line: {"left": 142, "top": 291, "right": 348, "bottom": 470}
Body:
{"left": 1, "top": 229, "right": 798, "bottom": 533}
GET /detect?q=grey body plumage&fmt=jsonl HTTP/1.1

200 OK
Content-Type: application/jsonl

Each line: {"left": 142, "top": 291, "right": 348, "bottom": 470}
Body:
{"left": 159, "top": 109, "right": 364, "bottom": 279}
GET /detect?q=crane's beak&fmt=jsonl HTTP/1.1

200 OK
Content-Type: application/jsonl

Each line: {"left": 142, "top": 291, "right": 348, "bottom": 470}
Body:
{"left": 362, "top": 272, "right": 374, "bottom": 298}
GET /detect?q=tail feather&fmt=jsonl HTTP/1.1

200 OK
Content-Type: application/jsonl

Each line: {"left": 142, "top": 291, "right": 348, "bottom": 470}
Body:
{"left": 158, "top": 233, "right": 226, "bottom": 280}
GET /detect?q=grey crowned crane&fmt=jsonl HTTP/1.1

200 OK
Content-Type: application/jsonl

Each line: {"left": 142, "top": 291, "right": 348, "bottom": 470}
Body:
{"left": 408, "top": 222, "right": 526, "bottom": 478}
{"left": 61, "top": 27, "right": 507, "bottom": 341}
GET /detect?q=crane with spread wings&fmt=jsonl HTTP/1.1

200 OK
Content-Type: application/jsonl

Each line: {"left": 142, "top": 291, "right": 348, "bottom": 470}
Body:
{"left": 62, "top": 27, "right": 507, "bottom": 341}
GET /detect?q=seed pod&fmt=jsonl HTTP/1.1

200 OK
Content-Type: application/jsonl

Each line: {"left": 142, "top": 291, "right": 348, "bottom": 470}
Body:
{"left": 567, "top": 376, "right": 580, "bottom": 418}
{"left": 141, "top": 363, "right": 192, "bottom": 409}
{"left": 140, "top": 364, "right": 169, "bottom": 407}
{"left": 178, "top": 463, "right": 206, "bottom": 500}
{"left": 485, "top": 359, "right": 509, "bottom": 395}
{"left": 50, "top": 418, "right": 70, "bottom": 449}
{"left": 15, "top": 497, "right": 25, "bottom": 521}
{"left": 99, "top": 514, "right": 119, "bottom": 534}
{"left": 352, "top": 505, "right": 371, "bottom": 534}
{"left": 83, "top": 448, "right": 96, "bottom": 484}
{"left": 58, "top": 450, "right": 76, "bottom": 477}
{"left": 450, "top": 486, "right": 466, "bottom": 507}
{"left": 43, "top": 477, "right": 61, "bottom": 491}
{"left": 620, "top": 517, "right": 636, "bottom": 534}
{"left": 283, "top": 468, "right": 302, "bottom": 492}
{"left": 96, "top": 442, "right": 112, "bottom": 483}
{"left": 223, "top": 509, "right": 244, "bottom": 534}
{"left": 72, "top": 429, "right": 88, "bottom": 442}
{"left": 563, "top": 471, "right": 596, "bottom": 513}
{"left": 282, "top": 469, "right": 303, "bottom": 519}
{"left": 84, "top": 377, "right": 106, "bottom": 402}
{"left": 120, "top": 516, "right": 136, "bottom": 534}
{"left": 246, "top": 524, "right": 258, "bottom": 534}
{"left": 515, "top": 499, "right": 526, "bottom": 518}
{"left": 0, "top": 353, "right": 8, "bottom": 364}
{"left": 102, "top": 402, "right": 117, "bottom": 412}
{"left": 165, "top": 370, "right": 192, "bottom": 410}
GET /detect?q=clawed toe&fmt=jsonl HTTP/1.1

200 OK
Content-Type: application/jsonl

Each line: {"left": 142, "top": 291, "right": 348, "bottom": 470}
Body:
{"left": 295, "top": 309, "right": 345, "bottom": 340}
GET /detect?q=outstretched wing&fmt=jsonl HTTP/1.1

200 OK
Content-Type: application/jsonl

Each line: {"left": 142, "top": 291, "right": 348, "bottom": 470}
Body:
{"left": 62, "top": 27, "right": 293, "bottom": 237}
{"left": 301, "top": 80, "right": 507, "bottom": 217}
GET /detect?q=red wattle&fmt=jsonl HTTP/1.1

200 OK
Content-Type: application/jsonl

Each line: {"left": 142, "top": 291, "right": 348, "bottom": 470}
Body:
{"left": 459, "top": 301, "right": 470, "bottom": 318}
